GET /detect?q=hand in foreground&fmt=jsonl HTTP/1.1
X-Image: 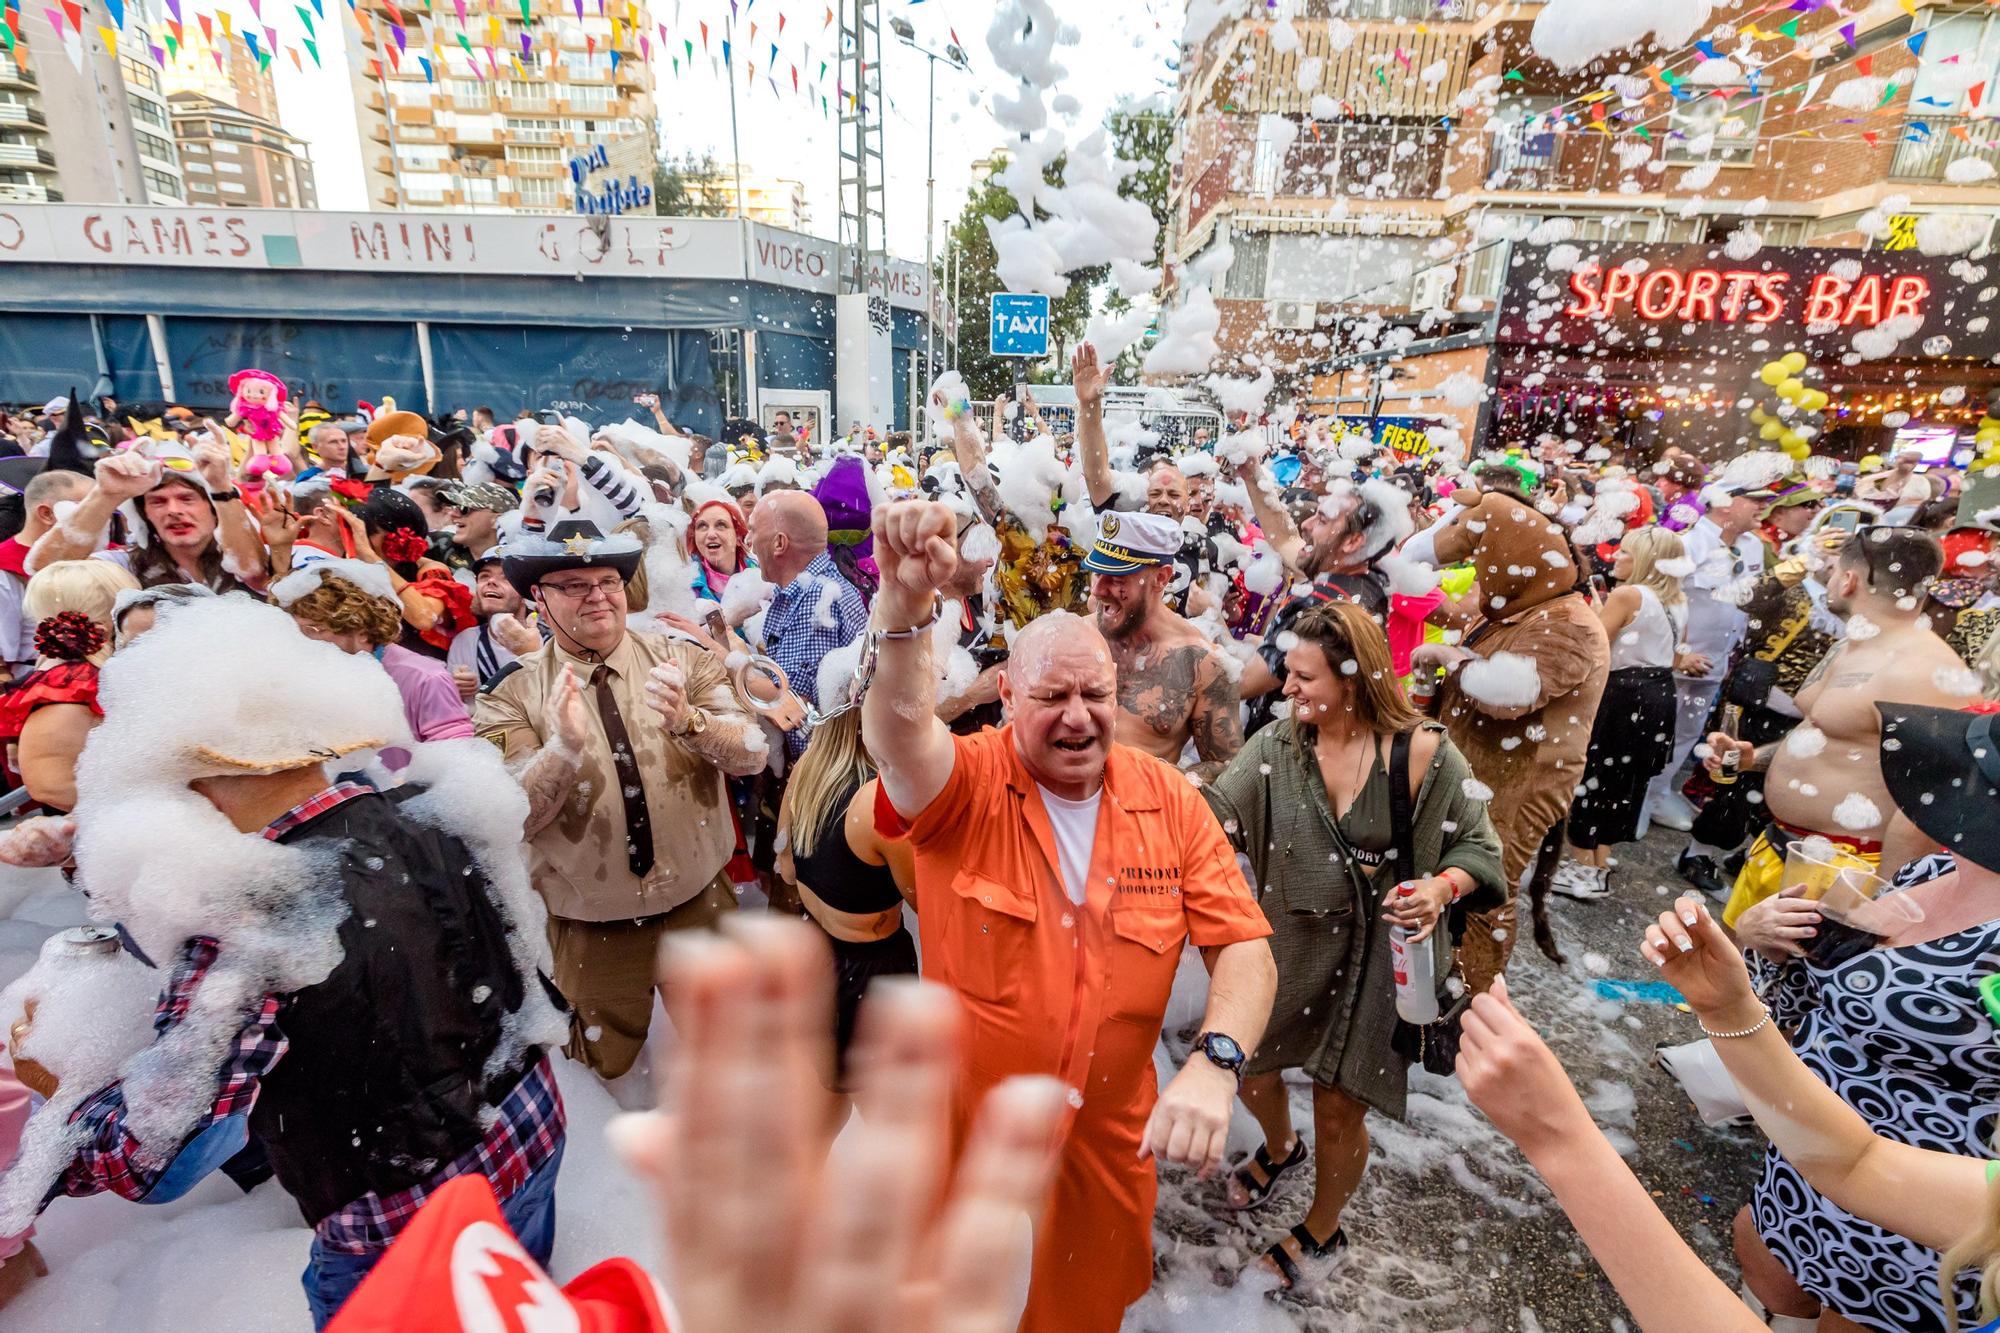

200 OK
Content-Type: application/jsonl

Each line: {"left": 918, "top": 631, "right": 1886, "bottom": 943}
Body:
{"left": 1640, "top": 894, "right": 1761, "bottom": 1025}
{"left": 1408, "top": 641, "right": 1469, "bottom": 674}
{"left": 192, "top": 439, "right": 233, "bottom": 494}
{"left": 451, "top": 665, "right": 478, "bottom": 702}
{"left": 1379, "top": 876, "right": 1453, "bottom": 946}
{"left": 489, "top": 612, "right": 544, "bottom": 658}
{"left": 547, "top": 665, "right": 591, "bottom": 753}
{"left": 1070, "top": 342, "right": 1107, "bottom": 410}
{"left": 1701, "top": 732, "right": 1754, "bottom": 776}
{"left": 616, "top": 917, "right": 1066, "bottom": 1333}
{"left": 872, "top": 501, "right": 959, "bottom": 620}
{"left": 1455, "top": 975, "right": 1593, "bottom": 1159}
{"left": 0, "top": 817, "right": 75, "bottom": 868}
{"left": 1732, "top": 884, "right": 1819, "bottom": 962}
{"left": 645, "top": 661, "right": 688, "bottom": 731}
{"left": 94, "top": 451, "right": 160, "bottom": 502}
{"left": 1141, "top": 1050, "right": 1236, "bottom": 1179}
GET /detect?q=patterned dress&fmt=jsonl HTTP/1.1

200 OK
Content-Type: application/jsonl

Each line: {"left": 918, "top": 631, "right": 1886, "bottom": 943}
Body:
{"left": 1751, "top": 854, "right": 2000, "bottom": 1332}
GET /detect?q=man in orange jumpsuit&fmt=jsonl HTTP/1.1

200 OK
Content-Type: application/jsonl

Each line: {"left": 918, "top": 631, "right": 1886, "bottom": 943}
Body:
{"left": 864, "top": 497, "right": 1277, "bottom": 1332}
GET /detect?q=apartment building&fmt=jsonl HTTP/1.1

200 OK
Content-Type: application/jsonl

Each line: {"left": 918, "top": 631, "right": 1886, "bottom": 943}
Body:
{"left": 161, "top": 30, "right": 281, "bottom": 120}
{"left": 684, "top": 164, "right": 812, "bottom": 228}
{"left": 15, "top": 0, "right": 183, "bottom": 203}
{"left": 171, "top": 92, "right": 318, "bottom": 209}
{"left": 1164, "top": 0, "right": 2000, "bottom": 458}
{"left": 0, "top": 51, "right": 59, "bottom": 203}
{"left": 341, "top": 0, "right": 656, "bottom": 212}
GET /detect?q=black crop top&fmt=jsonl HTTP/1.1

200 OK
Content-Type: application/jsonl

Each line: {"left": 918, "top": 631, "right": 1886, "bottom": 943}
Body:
{"left": 793, "top": 776, "right": 904, "bottom": 914}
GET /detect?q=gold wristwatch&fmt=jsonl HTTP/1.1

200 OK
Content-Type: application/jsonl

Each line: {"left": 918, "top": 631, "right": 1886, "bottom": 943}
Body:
{"left": 673, "top": 706, "right": 709, "bottom": 737}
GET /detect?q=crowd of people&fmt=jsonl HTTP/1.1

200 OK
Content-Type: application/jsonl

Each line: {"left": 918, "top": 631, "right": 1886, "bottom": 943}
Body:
{"left": 0, "top": 357, "right": 1994, "bottom": 1333}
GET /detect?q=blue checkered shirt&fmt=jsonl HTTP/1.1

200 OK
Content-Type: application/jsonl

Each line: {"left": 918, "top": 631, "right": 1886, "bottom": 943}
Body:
{"left": 762, "top": 551, "right": 869, "bottom": 758}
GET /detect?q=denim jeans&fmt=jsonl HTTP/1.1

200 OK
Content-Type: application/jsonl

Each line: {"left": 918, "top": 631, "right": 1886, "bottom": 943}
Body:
{"left": 301, "top": 1140, "right": 565, "bottom": 1330}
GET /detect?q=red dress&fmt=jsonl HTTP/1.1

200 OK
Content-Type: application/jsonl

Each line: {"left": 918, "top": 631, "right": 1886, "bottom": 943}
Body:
{"left": 0, "top": 661, "right": 102, "bottom": 743}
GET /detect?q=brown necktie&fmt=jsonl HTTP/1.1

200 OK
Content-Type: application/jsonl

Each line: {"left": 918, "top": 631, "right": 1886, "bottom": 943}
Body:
{"left": 591, "top": 665, "right": 654, "bottom": 878}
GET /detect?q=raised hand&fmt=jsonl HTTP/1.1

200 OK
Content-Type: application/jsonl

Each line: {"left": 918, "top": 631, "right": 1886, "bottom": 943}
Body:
{"left": 1640, "top": 894, "right": 1762, "bottom": 1024}
{"left": 1071, "top": 341, "right": 1107, "bottom": 410}
{"left": 872, "top": 500, "right": 960, "bottom": 620}
{"left": 547, "top": 665, "right": 591, "bottom": 752}
{"left": 1456, "top": 974, "right": 1595, "bottom": 1158}
{"left": 94, "top": 451, "right": 160, "bottom": 502}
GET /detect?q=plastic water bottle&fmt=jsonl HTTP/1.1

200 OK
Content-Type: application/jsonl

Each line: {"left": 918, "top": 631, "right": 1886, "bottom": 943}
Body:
{"left": 1390, "top": 883, "right": 1439, "bottom": 1025}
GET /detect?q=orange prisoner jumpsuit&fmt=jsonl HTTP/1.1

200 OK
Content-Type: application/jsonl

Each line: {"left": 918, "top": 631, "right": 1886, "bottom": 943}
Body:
{"left": 879, "top": 727, "right": 1271, "bottom": 1332}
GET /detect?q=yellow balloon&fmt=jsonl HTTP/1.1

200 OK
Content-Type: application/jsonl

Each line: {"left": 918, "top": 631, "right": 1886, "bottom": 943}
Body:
{"left": 1779, "top": 377, "right": 1805, "bottom": 400}
{"left": 1786, "top": 441, "right": 1811, "bottom": 460}
{"left": 1981, "top": 417, "right": 2000, "bottom": 432}
{"left": 1760, "top": 421, "right": 1785, "bottom": 441}
{"left": 1781, "top": 430, "right": 1805, "bottom": 449}
{"left": 1760, "top": 362, "right": 1789, "bottom": 387}
{"left": 1799, "top": 390, "right": 1830, "bottom": 412}
{"left": 1860, "top": 454, "right": 1884, "bottom": 470}
{"left": 1780, "top": 351, "right": 1808, "bottom": 375}
{"left": 1750, "top": 407, "right": 1772, "bottom": 425}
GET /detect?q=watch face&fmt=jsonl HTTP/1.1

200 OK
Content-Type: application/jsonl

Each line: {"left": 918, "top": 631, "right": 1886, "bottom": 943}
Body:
{"left": 1205, "top": 1034, "right": 1243, "bottom": 1066}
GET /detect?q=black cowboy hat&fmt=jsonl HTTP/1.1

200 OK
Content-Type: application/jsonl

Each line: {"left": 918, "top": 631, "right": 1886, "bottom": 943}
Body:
{"left": 499, "top": 518, "right": 643, "bottom": 598}
{"left": 1878, "top": 702, "right": 2000, "bottom": 873}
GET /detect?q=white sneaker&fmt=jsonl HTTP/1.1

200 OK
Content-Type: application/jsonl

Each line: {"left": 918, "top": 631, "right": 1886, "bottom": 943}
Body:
{"left": 1550, "top": 861, "right": 1609, "bottom": 900}
{"left": 1648, "top": 791, "right": 1697, "bottom": 832}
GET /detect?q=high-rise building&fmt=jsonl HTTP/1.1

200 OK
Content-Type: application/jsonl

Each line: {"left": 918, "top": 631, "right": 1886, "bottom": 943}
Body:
{"left": 171, "top": 91, "right": 317, "bottom": 209}
{"left": 16, "top": 0, "right": 183, "bottom": 203}
{"left": 0, "top": 50, "right": 60, "bottom": 202}
{"left": 160, "top": 29, "right": 280, "bottom": 121}
{"left": 1165, "top": 0, "right": 2000, "bottom": 392}
{"left": 340, "top": 0, "right": 656, "bottom": 212}
{"left": 683, "top": 163, "right": 811, "bottom": 228}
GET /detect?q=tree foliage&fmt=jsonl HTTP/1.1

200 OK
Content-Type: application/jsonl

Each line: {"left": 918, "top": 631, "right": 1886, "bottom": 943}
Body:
{"left": 652, "top": 151, "right": 737, "bottom": 218}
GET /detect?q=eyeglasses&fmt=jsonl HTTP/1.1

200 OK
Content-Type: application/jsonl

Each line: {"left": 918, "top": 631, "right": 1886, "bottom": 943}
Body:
{"left": 540, "top": 575, "right": 626, "bottom": 600}
{"left": 157, "top": 456, "right": 199, "bottom": 472}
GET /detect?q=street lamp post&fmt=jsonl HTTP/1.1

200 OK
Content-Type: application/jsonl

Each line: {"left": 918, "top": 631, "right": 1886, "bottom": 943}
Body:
{"left": 888, "top": 15, "right": 967, "bottom": 391}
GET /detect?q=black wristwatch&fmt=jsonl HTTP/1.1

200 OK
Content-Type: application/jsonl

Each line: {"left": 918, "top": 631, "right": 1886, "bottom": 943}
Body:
{"left": 1193, "top": 1031, "right": 1245, "bottom": 1079}
{"left": 213, "top": 488, "right": 243, "bottom": 503}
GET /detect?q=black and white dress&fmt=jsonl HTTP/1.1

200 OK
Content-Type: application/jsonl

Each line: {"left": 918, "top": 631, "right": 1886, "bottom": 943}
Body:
{"left": 1751, "top": 854, "right": 2000, "bottom": 1332}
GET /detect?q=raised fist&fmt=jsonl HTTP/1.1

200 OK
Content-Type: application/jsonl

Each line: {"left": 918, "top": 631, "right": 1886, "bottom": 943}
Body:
{"left": 871, "top": 500, "right": 959, "bottom": 622}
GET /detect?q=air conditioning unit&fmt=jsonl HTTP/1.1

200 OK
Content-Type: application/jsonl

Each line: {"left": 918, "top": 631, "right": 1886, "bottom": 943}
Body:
{"left": 1412, "top": 265, "right": 1457, "bottom": 312}
{"left": 1269, "top": 299, "right": 1318, "bottom": 330}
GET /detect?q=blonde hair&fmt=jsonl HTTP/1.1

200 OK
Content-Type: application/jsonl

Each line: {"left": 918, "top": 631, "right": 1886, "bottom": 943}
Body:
{"left": 779, "top": 705, "right": 870, "bottom": 860}
{"left": 24, "top": 559, "right": 140, "bottom": 665}
{"left": 1942, "top": 1170, "right": 2000, "bottom": 1330}
{"left": 1619, "top": 525, "right": 1689, "bottom": 610}
{"left": 1288, "top": 599, "right": 1421, "bottom": 736}
{"left": 286, "top": 575, "right": 405, "bottom": 649}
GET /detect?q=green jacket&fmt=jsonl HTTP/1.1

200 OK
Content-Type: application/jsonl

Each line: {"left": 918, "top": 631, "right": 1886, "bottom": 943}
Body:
{"left": 1202, "top": 719, "right": 1505, "bottom": 1115}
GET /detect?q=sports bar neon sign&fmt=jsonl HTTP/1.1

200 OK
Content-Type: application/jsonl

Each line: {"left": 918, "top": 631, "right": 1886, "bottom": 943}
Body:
{"left": 1565, "top": 264, "right": 1931, "bottom": 327}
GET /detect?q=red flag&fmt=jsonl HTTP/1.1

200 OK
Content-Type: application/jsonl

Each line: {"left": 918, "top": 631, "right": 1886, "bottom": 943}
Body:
{"left": 1863, "top": 130, "right": 1879, "bottom": 146}
{"left": 1971, "top": 81, "right": 1986, "bottom": 110}
{"left": 59, "top": 0, "right": 80, "bottom": 31}
{"left": 790, "top": 62, "right": 796, "bottom": 90}
{"left": 196, "top": 9, "right": 211, "bottom": 39}
{"left": 777, "top": 12, "right": 784, "bottom": 34}
{"left": 1855, "top": 53, "right": 1873, "bottom": 75}
{"left": 823, "top": 4, "right": 831, "bottom": 26}
{"left": 699, "top": 18, "right": 707, "bottom": 47}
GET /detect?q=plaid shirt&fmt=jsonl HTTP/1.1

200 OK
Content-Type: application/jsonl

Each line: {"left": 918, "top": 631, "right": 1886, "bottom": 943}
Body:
{"left": 59, "top": 782, "right": 565, "bottom": 1253}
{"left": 762, "top": 551, "right": 869, "bottom": 759}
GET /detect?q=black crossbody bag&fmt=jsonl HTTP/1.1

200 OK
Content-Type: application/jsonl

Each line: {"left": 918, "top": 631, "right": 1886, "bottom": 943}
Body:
{"left": 1383, "top": 730, "right": 1472, "bottom": 1077}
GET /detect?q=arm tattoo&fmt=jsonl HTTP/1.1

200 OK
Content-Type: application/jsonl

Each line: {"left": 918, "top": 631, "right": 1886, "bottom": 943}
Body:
{"left": 1190, "top": 653, "right": 1245, "bottom": 769}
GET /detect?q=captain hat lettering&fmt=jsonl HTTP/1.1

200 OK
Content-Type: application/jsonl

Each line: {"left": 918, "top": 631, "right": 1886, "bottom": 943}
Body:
{"left": 1082, "top": 509, "right": 1182, "bottom": 576}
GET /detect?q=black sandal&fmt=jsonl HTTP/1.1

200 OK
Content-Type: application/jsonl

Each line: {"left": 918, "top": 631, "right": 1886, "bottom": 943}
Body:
{"left": 1261, "top": 1221, "right": 1348, "bottom": 1292}
{"left": 1224, "top": 1137, "right": 1306, "bottom": 1211}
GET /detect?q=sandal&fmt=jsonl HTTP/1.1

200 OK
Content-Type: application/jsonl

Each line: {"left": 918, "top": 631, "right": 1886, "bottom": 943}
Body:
{"left": 1224, "top": 1136, "right": 1306, "bottom": 1211}
{"left": 1260, "top": 1221, "right": 1349, "bottom": 1292}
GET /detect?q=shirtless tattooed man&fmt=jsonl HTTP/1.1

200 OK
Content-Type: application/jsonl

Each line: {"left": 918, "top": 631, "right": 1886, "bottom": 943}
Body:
{"left": 1705, "top": 526, "right": 1962, "bottom": 924}
{"left": 1080, "top": 509, "right": 1244, "bottom": 782}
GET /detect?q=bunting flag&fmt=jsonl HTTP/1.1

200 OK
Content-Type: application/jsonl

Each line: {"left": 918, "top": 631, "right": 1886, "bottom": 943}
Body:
{"left": 288, "top": 43, "right": 299, "bottom": 68}
{"left": 822, "top": 3, "right": 829, "bottom": 25}
{"left": 698, "top": 17, "right": 705, "bottom": 47}
{"left": 1797, "top": 72, "right": 1825, "bottom": 108}
{"left": 1972, "top": 81, "right": 1987, "bottom": 110}
{"left": 195, "top": 10, "right": 210, "bottom": 39}
{"left": 97, "top": 21, "right": 113, "bottom": 51}
{"left": 1855, "top": 53, "right": 1873, "bottom": 75}
{"left": 609, "top": 46, "right": 619, "bottom": 68}
{"left": 767, "top": 38, "right": 774, "bottom": 64}
{"left": 1877, "top": 81, "right": 1900, "bottom": 108}
{"left": 1839, "top": 20, "right": 1857, "bottom": 46}
{"left": 721, "top": 35, "right": 729, "bottom": 63}
{"left": 148, "top": 39, "right": 162, "bottom": 62}
{"left": 416, "top": 51, "right": 431, "bottom": 79}
{"left": 302, "top": 33, "right": 317, "bottom": 62}
{"left": 101, "top": 0, "right": 119, "bottom": 27}
{"left": 242, "top": 27, "right": 258, "bottom": 58}
{"left": 295, "top": 3, "right": 312, "bottom": 35}
{"left": 390, "top": 21, "right": 404, "bottom": 49}
{"left": 1907, "top": 32, "right": 1926, "bottom": 58}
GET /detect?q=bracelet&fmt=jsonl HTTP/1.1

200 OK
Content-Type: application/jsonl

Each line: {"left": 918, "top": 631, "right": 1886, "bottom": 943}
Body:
{"left": 1697, "top": 1007, "right": 1771, "bottom": 1041}
{"left": 939, "top": 397, "right": 971, "bottom": 422}
{"left": 875, "top": 595, "right": 944, "bottom": 641}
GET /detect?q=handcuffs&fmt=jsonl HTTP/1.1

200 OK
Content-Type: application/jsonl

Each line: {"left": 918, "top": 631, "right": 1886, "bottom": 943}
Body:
{"left": 726, "top": 595, "right": 946, "bottom": 729}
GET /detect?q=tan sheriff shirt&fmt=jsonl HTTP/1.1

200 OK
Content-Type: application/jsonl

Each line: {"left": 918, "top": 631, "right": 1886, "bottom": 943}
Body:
{"left": 473, "top": 629, "right": 767, "bottom": 922}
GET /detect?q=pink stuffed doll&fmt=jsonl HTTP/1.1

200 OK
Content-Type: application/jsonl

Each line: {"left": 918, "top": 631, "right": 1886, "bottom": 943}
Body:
{"left": 227, "top": 368, "right": 288, "bottom": 444}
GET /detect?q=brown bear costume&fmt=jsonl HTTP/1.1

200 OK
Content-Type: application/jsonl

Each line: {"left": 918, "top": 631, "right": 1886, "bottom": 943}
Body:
{"left": 1428, "top": 491, "right": 1610, "bottom": 992}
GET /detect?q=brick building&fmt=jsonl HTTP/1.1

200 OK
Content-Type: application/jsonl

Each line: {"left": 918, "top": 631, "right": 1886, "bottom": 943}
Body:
{"left": 1164, "top": 0, "right": 2000, "bottom": 457}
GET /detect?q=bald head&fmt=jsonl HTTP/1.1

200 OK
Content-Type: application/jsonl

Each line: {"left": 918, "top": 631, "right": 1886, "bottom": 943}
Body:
{"left": 747, "top": 488, "right": 830, "bottom": 586}
{"left": 1145, "top": 461, "right": 1191, "bottom": 521}
{"left": 1001, "top": 611, "right": 1116, "bottom": 798}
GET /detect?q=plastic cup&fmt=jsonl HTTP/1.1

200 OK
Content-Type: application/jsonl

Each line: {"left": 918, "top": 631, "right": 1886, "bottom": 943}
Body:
{"left": 1780, "top": 838, "right": 1877, "bottom": 901}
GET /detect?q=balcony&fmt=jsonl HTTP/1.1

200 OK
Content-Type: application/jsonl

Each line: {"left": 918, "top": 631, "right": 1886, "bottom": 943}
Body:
{"left": 0, "top": 103, "right": 47, "bottom": 128}
{"left": 1891, "top": 115, "right": 2000, "bottom": 184}
{"left": 1181, "top": 116, "right": 1451, "bottom": 233}
{"left": 1482, "top": 126, "right": 1662, "bottom": 192}
{"left": 0, "top": 56, "right": 35, "bottom": 87}
{"left": 0, "top": 180, "right": 56, "bottom": 202}
{"left": 0, "top": 143, "right": 55, "bottom": 170}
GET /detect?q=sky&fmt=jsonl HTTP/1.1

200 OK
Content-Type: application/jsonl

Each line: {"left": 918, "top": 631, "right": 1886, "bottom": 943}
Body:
{"left": 251, "top": 0, "right": 1184, "bottom": 262}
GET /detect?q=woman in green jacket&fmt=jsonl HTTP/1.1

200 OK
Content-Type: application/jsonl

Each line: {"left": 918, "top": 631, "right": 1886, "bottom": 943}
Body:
{"left": 1203, "top": 599, "right": 1506, "bottom": 1291}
